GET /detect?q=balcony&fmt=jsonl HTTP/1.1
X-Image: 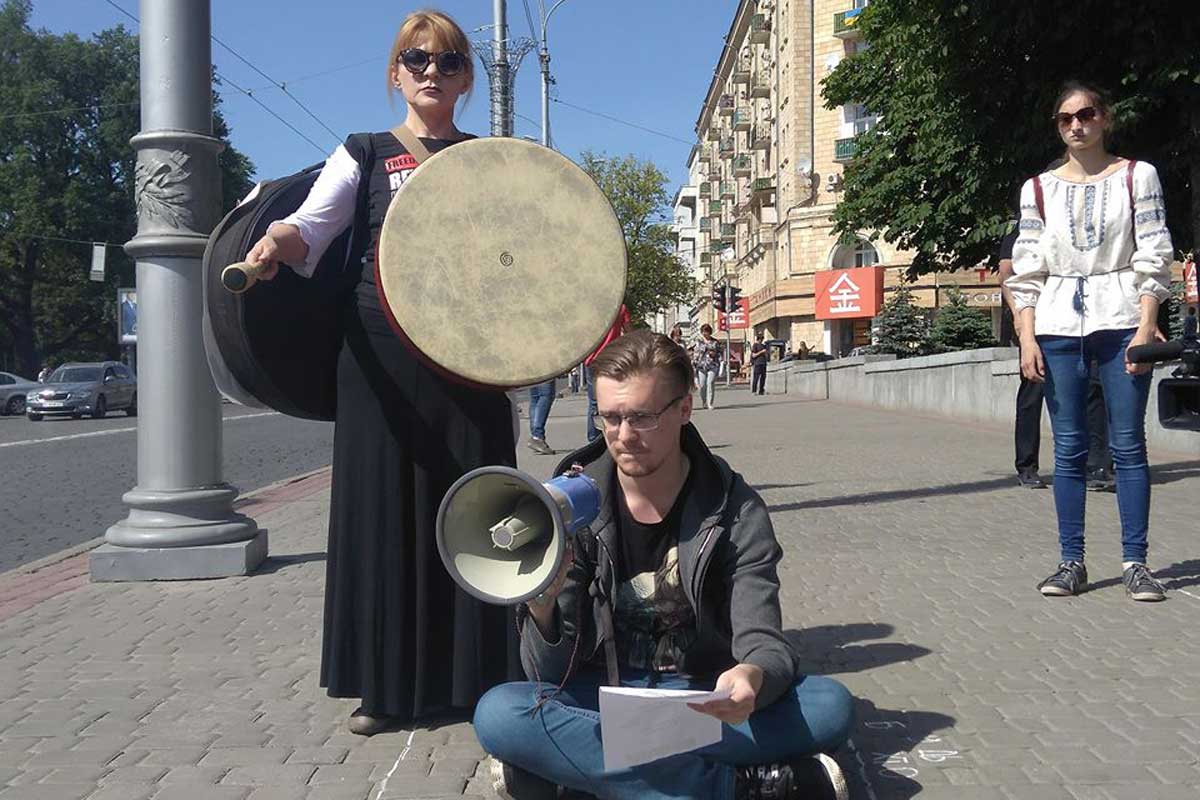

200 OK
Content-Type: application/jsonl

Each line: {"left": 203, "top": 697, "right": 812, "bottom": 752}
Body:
{"left": 699, "top": 182, "right": 712, "bottom": 198}
{"left": 732, "top": 107, "right": 752, "bottom": 131}
{"left": 706, "top": 127, "right": 721, "bottom": 142}
{"left": 833, "top": 7, "right": 865, "bottom": 38}
{"left": 698, "top": 217, "right": 712, "bottom": 233}
{"left": 733, "top": 59, "right": 751, "bottom": 84}
{"left": 750, "top": 13, "right": 772, "bottom": 44}
{"left": 733, "top": 154, "right": 753, "bottom": 177}
{"left": 709, "top": 241, "right": 727, "bottom": 254}
{"left": 720, "top": 223, "right": 737, "bottom": 240}
{"left": 753, "top": 177, "right": 775, "bottom": 195}
{"left": 721, "top": 181, "right": 736, "bottom": 198}
{"left": 719, "top": 136, "right": 735, "bottom": 156}
{"left": 750, "top": 71, "right": 771, "bottom": 98}
{"left": 834, "top": 136, "right": 859, "bottom": 162}
{"left": 718, "top": 94, "right": 735, "bottom": 115}
{"left": 699, "top": 146, "right": 712, "bottom": 163}
{"left": 700, "top": 252, "right": 713, "bottom": 268}
{"left": 751, "top": 122, "right": 772, "bottom": 150}
{"left": 708, "top": 200, "right": 723, "bottom": 215}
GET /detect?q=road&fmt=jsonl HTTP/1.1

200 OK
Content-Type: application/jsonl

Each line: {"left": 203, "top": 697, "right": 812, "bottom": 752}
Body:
{"left": 0, "top": 404, "right": 333, "bottom": 573}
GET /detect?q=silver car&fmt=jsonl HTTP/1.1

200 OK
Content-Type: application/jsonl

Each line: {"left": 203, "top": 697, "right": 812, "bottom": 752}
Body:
{"left": 26, "top": 362, "right": 138, "bottom": 421}
{"left": 0, "top": 372, "right": 40, "bottom": 416}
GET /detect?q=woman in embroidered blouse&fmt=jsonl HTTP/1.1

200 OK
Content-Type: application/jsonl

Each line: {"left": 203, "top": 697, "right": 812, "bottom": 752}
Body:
{"left": 1007, "top": 81, "right": 1173, "bottom": 602}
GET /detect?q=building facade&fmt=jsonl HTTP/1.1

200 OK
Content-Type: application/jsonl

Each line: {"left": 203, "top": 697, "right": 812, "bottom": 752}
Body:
{"left": 681, "top": 0, "right": 1007, "bottom": 358}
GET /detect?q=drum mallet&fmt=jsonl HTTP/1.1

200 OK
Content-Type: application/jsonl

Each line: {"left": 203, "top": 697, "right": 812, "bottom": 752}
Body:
{"left": 220, "top": 261, "right": 271, "bottom": 294}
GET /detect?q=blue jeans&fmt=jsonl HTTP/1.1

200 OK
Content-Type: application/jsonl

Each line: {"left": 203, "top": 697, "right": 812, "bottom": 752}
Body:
{"left": 585, "top": 366, "right": 601, "bottom": 441}
{"left": 529, "top": 380, "right": 555, "bottom": 441}
{"left": 473, "top": 670, "right": 855, "bottom": 800}
{"left": 1038, "top": 329, "right": 1153, "bottom": 563}
{"left": 696, "top": 368, "right": 719, "bottom": 408}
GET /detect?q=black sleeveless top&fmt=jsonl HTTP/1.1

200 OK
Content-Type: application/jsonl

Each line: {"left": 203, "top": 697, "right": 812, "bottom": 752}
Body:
{"left": 343, "top": 131, "right": 475, "bottom": 312}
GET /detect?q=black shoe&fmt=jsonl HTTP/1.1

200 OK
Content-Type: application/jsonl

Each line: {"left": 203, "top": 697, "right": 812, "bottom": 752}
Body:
{"left": 1123, "top": 563, "right": 1166, "bottom": 602}
{"left": 1038, "top": 561, "right": 1087, "bottom": 597}
{"left": 527, "top": 437, "right": 554, "bottom": 455}
{"left": 490, "top": 757, "right": 558, "bottom": 800}
{"left": 1086, "top": 475, "right": 1116, "bottom": 493}
{"left": 1017, "top": 470, "right": 1047, "bottom": 489}
{"left": 735, "top": 754, "right": 848, "bottom": 800}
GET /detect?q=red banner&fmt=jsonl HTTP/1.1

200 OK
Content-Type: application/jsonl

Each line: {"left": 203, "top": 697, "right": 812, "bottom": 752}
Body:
{"left": 718, "top": 298, "right": 750, "bottom": 331}
{"left": 814, "top": 267, "right": 885, "bottom": 320}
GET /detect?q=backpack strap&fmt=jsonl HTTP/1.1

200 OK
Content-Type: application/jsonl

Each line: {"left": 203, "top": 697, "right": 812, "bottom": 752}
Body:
{"left": 1032, "top": 174, "right": 1045, "bottom": 221}
{"left": 1126, "top": 159, "right": 1138, "bottom": 238}
{"left": 390, "top": 124, "right": 433, "bottom": 164}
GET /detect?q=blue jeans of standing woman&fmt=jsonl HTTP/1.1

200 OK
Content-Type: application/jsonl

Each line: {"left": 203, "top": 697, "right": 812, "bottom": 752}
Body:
{"left": 1038, "top": 329, "right": 1153, "bottom": 563}
{"left": 528, "top": 380, "right": 555, "bottom": 441}
{"left": 473, "top": 669, "right": 855, "bottom": 800}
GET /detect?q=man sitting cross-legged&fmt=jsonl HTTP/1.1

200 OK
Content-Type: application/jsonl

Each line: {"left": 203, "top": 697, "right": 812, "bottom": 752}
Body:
{"left": 473, "top": 330, "right": 855, "bottom": 800}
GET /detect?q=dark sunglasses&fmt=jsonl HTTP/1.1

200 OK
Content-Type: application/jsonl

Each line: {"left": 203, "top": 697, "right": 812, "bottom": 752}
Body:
{"left": 399, "top": 48, "right": 468, "bottom": 77}
{"left": 1053, "top": 106, "right": 1098, "bottom": 127}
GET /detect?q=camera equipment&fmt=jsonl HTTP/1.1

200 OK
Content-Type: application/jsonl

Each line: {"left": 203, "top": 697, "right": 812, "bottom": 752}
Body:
{"left": 1126, "top": 338, "right": 1200, "bottom": 431}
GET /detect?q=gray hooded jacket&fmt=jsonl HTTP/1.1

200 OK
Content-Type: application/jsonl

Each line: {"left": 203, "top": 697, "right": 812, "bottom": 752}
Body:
{"left": 518, "top": 423, "right": 799, "bottom": 710}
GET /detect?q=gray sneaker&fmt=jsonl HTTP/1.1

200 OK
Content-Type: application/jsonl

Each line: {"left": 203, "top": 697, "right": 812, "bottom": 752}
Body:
{"left": 1038, "top": 561, "right": 1087, "bottom": 596}
{"left": 527, "top": 437, "right": 554, "bottom": 455}
{"left": 1123, "top": 563, "right": 1166, "bottom": 602}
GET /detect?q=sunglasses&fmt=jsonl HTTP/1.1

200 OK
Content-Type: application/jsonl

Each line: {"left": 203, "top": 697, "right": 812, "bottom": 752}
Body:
{"left": 399, "top": 48, "right": 468, "bottom": 77}
{"left": 1053, "top": 106, "right": 1098, "bottom": 127}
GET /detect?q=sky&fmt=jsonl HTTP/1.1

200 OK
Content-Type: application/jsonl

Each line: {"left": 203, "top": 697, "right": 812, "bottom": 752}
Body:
{"left": 37, "top": 0, "right": 736, "bottom": 197}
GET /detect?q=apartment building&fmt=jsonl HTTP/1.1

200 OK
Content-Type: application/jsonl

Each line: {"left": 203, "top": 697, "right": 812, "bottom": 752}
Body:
{"left": 676, "top": 0, "right": 1006, "bottom": 358}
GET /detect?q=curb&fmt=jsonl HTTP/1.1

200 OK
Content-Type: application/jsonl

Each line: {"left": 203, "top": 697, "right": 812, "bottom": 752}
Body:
{"left": 0, "top": 465, "right": 333, "bottom": 624}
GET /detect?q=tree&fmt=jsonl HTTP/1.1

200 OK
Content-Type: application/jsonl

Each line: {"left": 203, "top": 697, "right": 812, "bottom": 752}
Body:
{"left": 928, "top": 288, "right": 997, "bottom": 352}
{"left": 869, "top": 285, "right": 930, "bottom": 357}
{"left": 822, "top": 0, "right": 1199, "bottom": 277}
{"left": 578, "top": 152, "right": 696, "bottom": 326}
{"left": 0, "top": 0, "right": 254, "bottom": 377}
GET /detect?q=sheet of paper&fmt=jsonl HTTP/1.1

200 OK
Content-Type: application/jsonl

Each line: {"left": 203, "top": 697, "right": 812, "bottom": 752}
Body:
{"left": 598, "top": 686, "right": 732, "bottom": 771}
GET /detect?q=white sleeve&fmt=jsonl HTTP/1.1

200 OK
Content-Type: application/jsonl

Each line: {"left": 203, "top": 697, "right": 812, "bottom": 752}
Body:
{"left": 272, "top": 145, "right": 361, "bottom": 278}
{"left": 1130, "top": 162, "right": 1173, "bottom": 303}
{"left": 1005, "top": 178, "right": 1047, "bottom": 310}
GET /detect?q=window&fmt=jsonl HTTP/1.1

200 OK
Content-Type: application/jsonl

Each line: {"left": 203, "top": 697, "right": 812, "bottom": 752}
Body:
{"left": 0, "top": 375, "right": 13, "bottom": 385}
{"left": 853, "top": 0, "right": 869, "bottom": 8}
{"left": 831, "top": 238, "right": 880, "bottom": 269}
{"left": 117, "top": 366, "right": 133, "bottom": 379}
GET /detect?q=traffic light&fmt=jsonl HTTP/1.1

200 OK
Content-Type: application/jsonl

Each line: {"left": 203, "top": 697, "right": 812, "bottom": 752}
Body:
{"left": 728, "top": 285, "right": 742, "bottom": 308}
{"left": 712, "top": 284, "right": 726, "bottom": 312}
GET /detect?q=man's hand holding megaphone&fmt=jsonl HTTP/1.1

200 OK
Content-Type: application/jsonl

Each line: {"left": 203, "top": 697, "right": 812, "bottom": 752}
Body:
{"left": 525, "top": 543, "right": 574, "bottom": 640}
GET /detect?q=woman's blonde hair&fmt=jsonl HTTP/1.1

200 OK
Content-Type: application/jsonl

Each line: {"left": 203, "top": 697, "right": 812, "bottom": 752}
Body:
{"left": 387, "top": 9, "right": 474, "bottom": 107}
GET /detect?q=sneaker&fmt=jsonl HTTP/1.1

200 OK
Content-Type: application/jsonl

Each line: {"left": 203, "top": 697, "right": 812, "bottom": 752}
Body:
{"left": 735, "top": 753, "right": 848, "bottom": 800}
{"left": 1123, "top": 563, "right": 1166, "bottom": 602}
{"left": 489, "top": 757, "right": 558, "bottom": 800}
{"left": 1038, "top": 561, "right": 1088, "bottom": 597}
{"left": 1017, "top": 470, "right": 1047, "bottom": 489}
{"left": 527, "top": 437, "right": 554, "bottom": 455}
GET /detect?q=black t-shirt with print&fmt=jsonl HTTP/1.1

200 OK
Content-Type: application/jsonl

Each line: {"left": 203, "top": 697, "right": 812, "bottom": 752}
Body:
{"left": 612, "top": 470, "right": 698, "bottom": 673}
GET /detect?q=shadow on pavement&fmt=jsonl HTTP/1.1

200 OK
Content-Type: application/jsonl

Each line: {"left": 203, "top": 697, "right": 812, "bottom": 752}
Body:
{"left": 768, "top": 475, "right": 1017, "bottom": 512}
{"left": 1149, "top": 458, "right": 1200, "bottom": 485}
{"left": 786, "top": 623, "right": 933, "bottom": 675}
{"left": 845, "top": 697, "right": 957, "bottom": 800}
{"left": 751, "top": 482, "right": 815, "bottom": 491}
{"left": 254, "top": 551, "right": 326, "bottom": 574}
{"left": 1155, "top": 558, "right": 1200, "bottom": 590}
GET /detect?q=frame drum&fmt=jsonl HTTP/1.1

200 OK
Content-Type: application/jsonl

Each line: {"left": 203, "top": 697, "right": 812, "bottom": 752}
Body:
{"left": 376, "top": 138, "right": 627, "bottom": 389}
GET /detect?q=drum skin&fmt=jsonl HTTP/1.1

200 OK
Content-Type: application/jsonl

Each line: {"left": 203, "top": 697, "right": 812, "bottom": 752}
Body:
{"left": 203, "top": 166, "right": 357, "bottom": 421}
{"left": 376, "top": 138, "right": 627, "bottom": 389}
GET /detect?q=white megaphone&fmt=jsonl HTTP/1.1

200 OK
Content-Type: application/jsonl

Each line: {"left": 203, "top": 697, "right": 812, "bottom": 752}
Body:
{"left": 436, "top": 466, "right": 602, "bottom": 605}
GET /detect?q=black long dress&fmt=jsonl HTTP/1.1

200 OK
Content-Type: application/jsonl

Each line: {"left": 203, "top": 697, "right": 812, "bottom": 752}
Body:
{"left": 320, "top": 131, "right": 522, "bottom": 720}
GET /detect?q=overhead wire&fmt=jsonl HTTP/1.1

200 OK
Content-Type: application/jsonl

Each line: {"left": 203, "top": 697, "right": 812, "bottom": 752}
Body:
{"left": 551, "top": 98, "right": 695, "bottom": 145}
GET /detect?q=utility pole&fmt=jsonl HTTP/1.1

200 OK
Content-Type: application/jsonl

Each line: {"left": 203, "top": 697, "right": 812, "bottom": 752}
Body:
{"left": 92, "top": 0, "right": 262, "bottom": 581}
{"left": 725, "top": 283, "right": 732, "bottom": 387}
{"left": 538, "top": 0, "right": 571, "bottom": 147}
{"left": 493, "top": 0, "right": 510, "bottom": 137}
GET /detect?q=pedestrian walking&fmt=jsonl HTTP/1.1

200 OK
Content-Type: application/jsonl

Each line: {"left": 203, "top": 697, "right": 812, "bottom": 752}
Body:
{"left": 527, "top": 378, "right": 556, "bottom": 454}
{"left": 750, "top": 332, "right": 768, "bottom": 396}
{"left": 692, "top": 323, "right": 721, "bottom": 409}
{"left": 583, "top": 305, "right": 631, "bottom": 441}
{"left": 242, "top": 9, "right": 521, "bottom": 735}
{"left": 1008, "top": 80, "right": 1173, "bottom": 602}
{"left": 998, "top": 227, "right": 1046, "bottom": 488}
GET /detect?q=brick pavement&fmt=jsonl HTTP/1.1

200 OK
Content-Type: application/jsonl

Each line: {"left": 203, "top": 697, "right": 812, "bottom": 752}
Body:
{"left": 1, "top": 390, "right": 1198, "bottom": 799}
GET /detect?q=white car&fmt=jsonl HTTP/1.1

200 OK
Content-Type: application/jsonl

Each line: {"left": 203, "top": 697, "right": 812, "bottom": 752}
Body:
{"left": 0, "top": 372, "right": 40, "bottom": 416}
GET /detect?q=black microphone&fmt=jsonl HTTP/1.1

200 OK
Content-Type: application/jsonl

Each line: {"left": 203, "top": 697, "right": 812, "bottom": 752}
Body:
{"left": 1126, "top": 340, "right": 1185, "bottom": 364}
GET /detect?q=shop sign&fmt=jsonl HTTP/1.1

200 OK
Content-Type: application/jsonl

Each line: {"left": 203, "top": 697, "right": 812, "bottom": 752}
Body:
{"left": 938, "top": 287, "right": 1003, "bottom": 308}
{"left": 1185, "top": 260, "right": 1198, "bottom": 304}
{"left": 718, "top": 298, "right": 750, "bottom": 331}
{"left": 814, "top": 267, "right": 884, "bottom": 320}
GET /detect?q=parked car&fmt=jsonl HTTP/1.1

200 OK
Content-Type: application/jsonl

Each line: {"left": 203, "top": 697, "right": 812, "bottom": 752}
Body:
{"left": 26, "top": 362, "right": 137, "bottom": 421}
{"left": 0, "top": 372, "right": 40, "bottom": 416}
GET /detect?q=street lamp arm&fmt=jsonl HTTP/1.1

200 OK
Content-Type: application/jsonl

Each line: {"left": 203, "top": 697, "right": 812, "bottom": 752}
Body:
{"left": 542, "top": 0, "right": 571, "bottom": 41}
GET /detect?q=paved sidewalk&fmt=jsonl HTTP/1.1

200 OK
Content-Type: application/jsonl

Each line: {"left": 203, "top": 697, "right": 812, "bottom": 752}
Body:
{"left": 1, "top": 390, "right": 1199, "bottom": 799}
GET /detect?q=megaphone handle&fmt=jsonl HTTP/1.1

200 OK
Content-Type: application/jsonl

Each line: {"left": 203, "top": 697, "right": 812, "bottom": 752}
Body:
{"left": 220, "top": 261, "right": 271, "bottom": 294}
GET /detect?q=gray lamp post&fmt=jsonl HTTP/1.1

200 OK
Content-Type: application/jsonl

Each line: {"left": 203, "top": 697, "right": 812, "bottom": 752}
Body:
{"left": 90, "top": 0, "right": 265, "bottom": 581}
{"left": 537, "top": 0, "right": 571, "bottom": 147}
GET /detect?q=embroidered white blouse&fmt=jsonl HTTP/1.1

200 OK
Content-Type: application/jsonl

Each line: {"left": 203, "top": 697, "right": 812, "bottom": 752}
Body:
{"left": 1006, "top": 160, "right": 1173, "bottom": 337}
{"left": 268, "top": 145, "right": 362, "bottom": 278}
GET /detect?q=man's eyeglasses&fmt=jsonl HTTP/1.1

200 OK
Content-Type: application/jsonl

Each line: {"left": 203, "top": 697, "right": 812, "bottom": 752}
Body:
{"left": 399, "top": 48, "right": 468, "bottom": 77}
{"left": 1053, "top": 106, "right": 1098, "bottom": 127}
{"left": 597, "top": 394, "right": 687, "bottom": 432}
